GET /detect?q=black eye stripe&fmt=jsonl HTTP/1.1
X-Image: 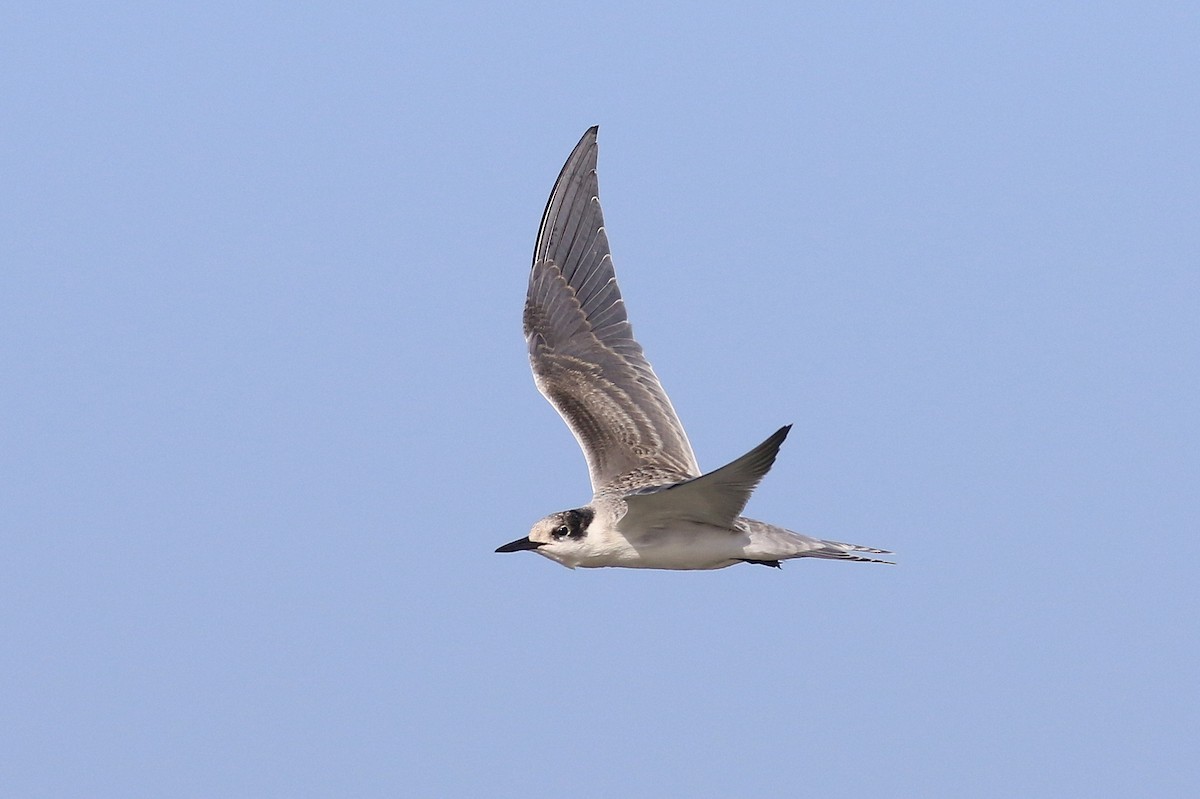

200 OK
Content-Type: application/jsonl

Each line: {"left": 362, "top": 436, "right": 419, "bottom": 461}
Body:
{"left": 550, "top": 508, "right": 594, "bottom": 541}
{"left": 565, "top": 508, "right": 594, "bottom": 530}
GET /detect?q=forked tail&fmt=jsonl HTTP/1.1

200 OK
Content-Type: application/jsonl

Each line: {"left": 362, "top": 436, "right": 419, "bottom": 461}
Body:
{"left": 803, "top": 538, "right": 895, "bottom": 565}
{"left": 738, "top": 517, "right": 894, "bottom": 565}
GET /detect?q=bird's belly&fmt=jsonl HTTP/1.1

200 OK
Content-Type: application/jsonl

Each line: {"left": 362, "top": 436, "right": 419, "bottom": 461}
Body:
{"left": 575, "top": 525, "right": 748, "bottom": 570}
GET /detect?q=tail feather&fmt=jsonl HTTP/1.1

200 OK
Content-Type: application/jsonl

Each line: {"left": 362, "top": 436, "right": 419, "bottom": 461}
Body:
{"left": 804, "top": 539, "right": 895, "bottom": 565}
{"left": 738, "top": 517, "right": 895, "bottom": 565}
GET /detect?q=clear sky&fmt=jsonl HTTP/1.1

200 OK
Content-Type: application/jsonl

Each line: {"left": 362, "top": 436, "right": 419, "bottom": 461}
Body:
{"left": 2, "top": 3, "right": 1197, "bottom": 797}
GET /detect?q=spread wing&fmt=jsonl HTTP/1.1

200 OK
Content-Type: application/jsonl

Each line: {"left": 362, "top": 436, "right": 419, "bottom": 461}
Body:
{"left": 524, "top": 127, "right": 700, "bottom": 495}
{"left": 619, "top": 425, "right": 791, "bottom": 532}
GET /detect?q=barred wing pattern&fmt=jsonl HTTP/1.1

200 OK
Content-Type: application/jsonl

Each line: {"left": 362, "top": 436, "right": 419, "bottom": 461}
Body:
{"left": 524, "top": 127, "right": 700, "bottom": 494}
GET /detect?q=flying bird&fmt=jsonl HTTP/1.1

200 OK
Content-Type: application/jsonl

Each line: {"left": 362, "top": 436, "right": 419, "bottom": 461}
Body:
{"left": 496, "top": 127, "right": 891, "bottom": 570}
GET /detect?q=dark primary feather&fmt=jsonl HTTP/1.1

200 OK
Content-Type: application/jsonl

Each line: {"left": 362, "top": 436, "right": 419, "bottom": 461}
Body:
{"left": 525, "top": 127, "right": 700, "bottom": 494}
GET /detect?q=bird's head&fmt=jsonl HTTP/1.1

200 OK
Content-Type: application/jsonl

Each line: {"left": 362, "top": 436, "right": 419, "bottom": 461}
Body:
{"left": 495, "top": 507, "right": 595, "bottom": 567}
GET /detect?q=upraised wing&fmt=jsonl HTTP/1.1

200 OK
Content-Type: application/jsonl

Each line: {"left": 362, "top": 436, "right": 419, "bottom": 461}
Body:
{"left": 524, "top": 127, "right": 700, "bottom": 494}
{"left": 618, "top": 425, "right": 791, "bottom": 533}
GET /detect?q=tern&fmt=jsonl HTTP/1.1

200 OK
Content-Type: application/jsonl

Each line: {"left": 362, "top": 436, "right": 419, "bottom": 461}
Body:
{"left": 496, "top": 127, "right": 892, "bottom": 570}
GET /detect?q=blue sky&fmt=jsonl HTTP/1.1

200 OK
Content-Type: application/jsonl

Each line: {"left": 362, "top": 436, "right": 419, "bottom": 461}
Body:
{"left": 2, "top": 2, "right": 1197, "bottom": 796}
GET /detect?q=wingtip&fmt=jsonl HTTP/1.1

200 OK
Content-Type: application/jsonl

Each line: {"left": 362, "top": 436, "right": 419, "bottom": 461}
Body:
{"left": 577, "top": 126, "right": 599, "bottom": 147}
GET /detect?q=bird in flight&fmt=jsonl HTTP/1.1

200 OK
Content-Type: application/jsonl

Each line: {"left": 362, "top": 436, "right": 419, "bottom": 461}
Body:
{"left": 496, "top": 127, "right": 891, "bottom": 570}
